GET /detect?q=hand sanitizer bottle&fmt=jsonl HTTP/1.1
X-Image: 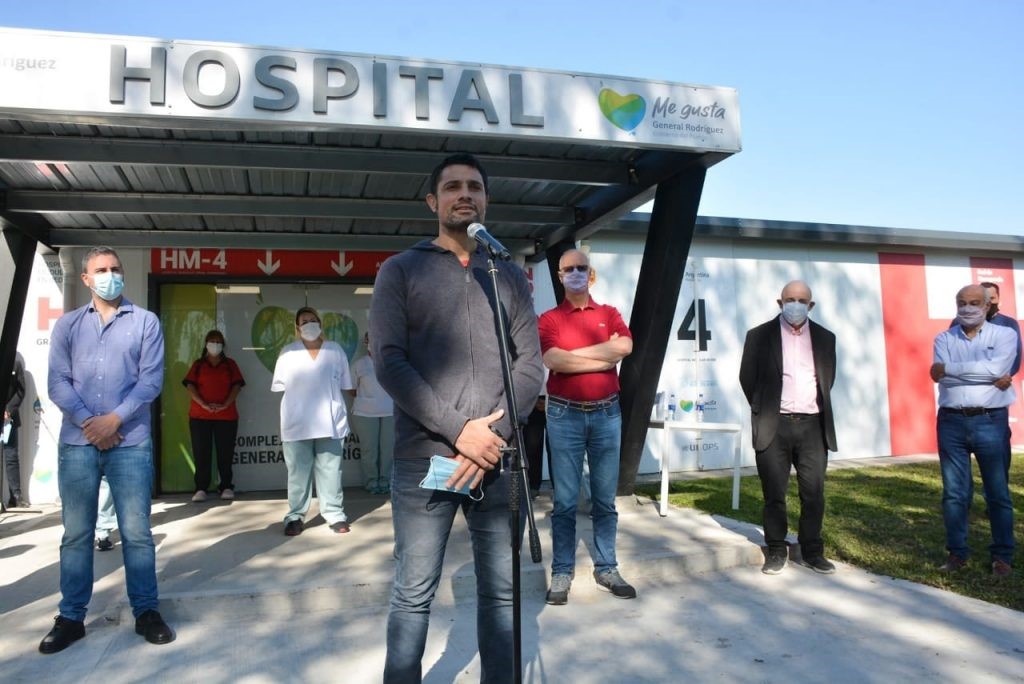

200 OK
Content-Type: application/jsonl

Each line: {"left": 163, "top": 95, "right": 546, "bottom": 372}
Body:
{"left": 696, "top": 393, "right": 705, "bottom": 423}
{"left": 667, "top": 394, "right": 677, "bottom": 421}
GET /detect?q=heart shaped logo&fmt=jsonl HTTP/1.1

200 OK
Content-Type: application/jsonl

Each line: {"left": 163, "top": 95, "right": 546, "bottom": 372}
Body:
{"left": 598, "top": 88, "right": 646, "bottom": 132}
{"left": 251, "top": 307, "right": 361, "bottom": 373}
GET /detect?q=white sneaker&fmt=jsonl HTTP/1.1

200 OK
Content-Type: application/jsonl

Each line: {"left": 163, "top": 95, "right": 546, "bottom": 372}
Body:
{"left": 220, "top": 488, "right": 234, "bottom": 500}
{"left": 191, "top": 490, "right": 207, "bottom": 502}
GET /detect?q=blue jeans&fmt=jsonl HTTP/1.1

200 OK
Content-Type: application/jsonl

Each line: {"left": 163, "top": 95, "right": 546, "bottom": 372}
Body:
{"left": 546, "top": 398, "right": 622, "bottom": 576}
{"left": 282, "top": 437, "right": 346, "bottom": 525}
{"left": 95, "top": 476, "right": 116, "bottom": 538}
{"left": 57, "top": 440, "right": 159, "bottom": 621}
{"left": 350, "top": 413, "right": 394, "bottom": 490}
{"left": 384, "top": 457, "right": 521, "bottom": 684}
{"left": 937, "top": 408, "right": 1014, "bottom": 564}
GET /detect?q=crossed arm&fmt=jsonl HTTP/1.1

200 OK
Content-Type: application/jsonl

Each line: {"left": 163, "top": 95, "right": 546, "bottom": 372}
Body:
{"left": 542, "top": 333, "right": 633, "bottom": 373}
{"left": 931, "top": 330, "right": 1015, "bottom": 390}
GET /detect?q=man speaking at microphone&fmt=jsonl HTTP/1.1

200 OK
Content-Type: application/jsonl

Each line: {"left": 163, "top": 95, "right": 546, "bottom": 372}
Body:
{"left": 371, "top": 153, "right": 543, "bottom": 683}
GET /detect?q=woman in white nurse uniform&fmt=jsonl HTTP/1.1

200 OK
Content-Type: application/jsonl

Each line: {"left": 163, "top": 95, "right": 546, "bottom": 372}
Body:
{"left": 271, "top": 306, "right": 353, "bottom": 536}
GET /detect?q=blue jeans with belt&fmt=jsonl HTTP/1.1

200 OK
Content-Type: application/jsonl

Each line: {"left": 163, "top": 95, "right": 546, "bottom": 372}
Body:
{"left": 384, "top": 457, "right": 521, "bottom": 684}
{"left": 546, "top": 396, "right": 622, "bottom": 576}
{"left": 57, "top": 439, "right": 159, "bottom": 621}
{"left": 937, "top": 407, "right": 1014, "bottom": 564}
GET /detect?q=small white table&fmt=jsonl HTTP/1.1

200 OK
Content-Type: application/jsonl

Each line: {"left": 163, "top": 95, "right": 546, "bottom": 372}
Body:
{"left": 649, "top": 419, "right": 744, "bottom": 516}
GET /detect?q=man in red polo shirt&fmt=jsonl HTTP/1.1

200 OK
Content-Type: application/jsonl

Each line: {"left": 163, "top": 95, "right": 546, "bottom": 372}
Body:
{"left": 539, "top": 248, "right": 635, "bottom": 605}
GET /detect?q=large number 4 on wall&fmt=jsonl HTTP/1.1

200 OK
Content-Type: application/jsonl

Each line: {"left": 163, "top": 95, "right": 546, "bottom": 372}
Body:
{"left": 677, "top": 299, "right": 712, "bottom": 352}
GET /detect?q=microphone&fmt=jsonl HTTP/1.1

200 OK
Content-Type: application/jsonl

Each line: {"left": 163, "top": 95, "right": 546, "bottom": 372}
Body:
{"left": 468, "top": 223, "right": 512, "bottom": 261}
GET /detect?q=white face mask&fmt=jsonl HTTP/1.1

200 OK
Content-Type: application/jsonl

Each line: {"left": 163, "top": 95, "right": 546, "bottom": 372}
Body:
{"left": 781, "top": 301, "right": 809, "bottom": 327}
{"left": 206, "top": 342, "right": 224, "bottom": 357}
{"left": 299, "top": 322, "right": 322, "bottom": 341}
{"left": 956, "top": 305, "right": 986, "bottom": 328}
{"left": 563, "top": 270, "right": 590, "bottom": 293}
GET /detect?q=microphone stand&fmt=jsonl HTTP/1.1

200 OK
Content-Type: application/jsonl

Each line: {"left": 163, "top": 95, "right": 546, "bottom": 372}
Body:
{"left": 481, "top": 250, "right": 542, "bottom": 684}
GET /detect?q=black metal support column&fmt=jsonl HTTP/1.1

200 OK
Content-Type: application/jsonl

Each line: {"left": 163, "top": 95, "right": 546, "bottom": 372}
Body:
{"left": 617, "top": 164, "right": 706, "bottom": 495}
{"left": 0, "top": 226, "right": 38, "bottom": 408}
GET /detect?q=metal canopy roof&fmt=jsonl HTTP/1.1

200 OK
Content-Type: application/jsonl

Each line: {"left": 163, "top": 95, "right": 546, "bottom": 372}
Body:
{"left": 0, "top": 28, "right": 741, "bottom": 261}
{"left": 0, "top": 119, "right": 726, "bottom": 261}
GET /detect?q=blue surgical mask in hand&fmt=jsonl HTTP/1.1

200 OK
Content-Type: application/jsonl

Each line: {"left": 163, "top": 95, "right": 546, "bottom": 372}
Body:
{"left": 419, "top": 455, "right": 484, "bottom": 501}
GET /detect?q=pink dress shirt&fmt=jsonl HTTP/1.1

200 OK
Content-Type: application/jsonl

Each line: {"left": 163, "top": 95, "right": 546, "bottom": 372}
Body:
{"left": 779, "top": 318, "right": 820, "bottom": 415}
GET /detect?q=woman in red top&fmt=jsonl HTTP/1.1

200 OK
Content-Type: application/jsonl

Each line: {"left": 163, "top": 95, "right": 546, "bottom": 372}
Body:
{"left": 182, "top": 329, "right": 245, "bottom": 502}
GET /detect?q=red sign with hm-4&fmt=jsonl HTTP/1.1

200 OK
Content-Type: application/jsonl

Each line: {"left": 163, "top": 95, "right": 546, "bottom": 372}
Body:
{"left": 150, "top": 248, "right": 395, "bottom": 278}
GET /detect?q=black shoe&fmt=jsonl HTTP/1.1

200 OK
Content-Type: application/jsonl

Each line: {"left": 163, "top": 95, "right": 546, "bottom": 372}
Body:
{"left": 135, "top": 610, "right": 174, "bottom": 645}
{"left": 801, "top": 556, "right": 836, "bottom": 574}
{"left": 284, "top": 519, "right": 304, "bottom": 536}
{"left": 13, "top": 495, "right": 29, "bottom": 508}
{"left": 329, "top": 521, "right": 351, "bottom": 534}
{"left": 39, "top": 616, "right": 85, "bottom": 654}
{"left": 761, "top": 551, "right": 788, "bottom": 575}
{"left": 96, "top": 537, "right": 114, "bottom": 551}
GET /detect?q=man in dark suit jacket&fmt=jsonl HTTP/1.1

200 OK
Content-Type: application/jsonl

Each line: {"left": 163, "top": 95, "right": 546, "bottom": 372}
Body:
{"left": 3, "top": 351, "right": 27, "bottom": 508}
{"left": 739, "top": 280, "right": 837, "bottom": 575}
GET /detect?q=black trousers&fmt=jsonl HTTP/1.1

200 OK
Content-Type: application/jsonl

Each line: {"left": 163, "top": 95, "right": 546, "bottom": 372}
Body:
{"left": 522, "top": 406, "right": 548, "bottom": 492}
{"left": 189, "top": 418, "right": 238, "bottom": 492}
{"left": 2, "top": 421, "right": 21, "bottom": 500}
{"left": 755, "top": 413, "right": 827, "bottom": 557}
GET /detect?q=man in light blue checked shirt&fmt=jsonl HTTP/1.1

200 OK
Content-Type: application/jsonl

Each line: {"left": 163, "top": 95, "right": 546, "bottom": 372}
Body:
{"left": 40, "top": 246, "right": 174, "bottom": 654}
{"left": 931, "top": 283, "right": 1016, "bottom": 579}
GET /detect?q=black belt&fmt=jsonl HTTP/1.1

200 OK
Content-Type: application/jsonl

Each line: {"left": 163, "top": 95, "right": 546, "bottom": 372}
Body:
{"left": 939, "top": 406, "right": 1002, "bottom": 417}
{"left": 780, "top": 412, "right": 818, "bottom": 420}
{"left": 548, "top": 394, "right": 618, "bottom": 412}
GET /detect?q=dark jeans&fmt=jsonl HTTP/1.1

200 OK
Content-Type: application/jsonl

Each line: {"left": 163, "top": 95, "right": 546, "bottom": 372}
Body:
{"left": 189, "top": 418, "right": 237, "bottom": 492}
{"left": 937, "top": 407, "right": 1014, "bottom": 564}
{"left": 755, "top": 413, "right": 827, "bottom": 558}
{"left": 3, "top": 420, "right": 21, "bottom": 500}
{"left": 523, "top": 406, "right": 547, "bottom": 492}
{"left": 384, "top": 457, "right": 521, "bottom": 684}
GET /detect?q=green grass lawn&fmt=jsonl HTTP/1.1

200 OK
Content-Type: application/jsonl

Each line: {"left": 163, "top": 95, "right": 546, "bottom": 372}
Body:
{"left": 636, "top": 456, "right": 1024, "bottom": 611}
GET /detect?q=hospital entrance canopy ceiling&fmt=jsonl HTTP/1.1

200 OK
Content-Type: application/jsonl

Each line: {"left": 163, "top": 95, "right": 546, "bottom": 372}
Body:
{"left": 0, "top": 27, "right": 742, "bottom": 259}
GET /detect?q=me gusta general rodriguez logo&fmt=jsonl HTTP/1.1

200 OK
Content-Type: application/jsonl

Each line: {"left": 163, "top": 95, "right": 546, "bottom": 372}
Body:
{"left": 598, "top": 88, "right": 727, "bottom": 135}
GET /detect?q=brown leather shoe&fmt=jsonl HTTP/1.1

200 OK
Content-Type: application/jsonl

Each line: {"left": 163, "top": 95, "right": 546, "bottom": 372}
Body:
{"left": 992, "top": 559, "right": 1012, "bottom": 578}
{"left": 938, "top": 553, "right": 966, "bottom": 573}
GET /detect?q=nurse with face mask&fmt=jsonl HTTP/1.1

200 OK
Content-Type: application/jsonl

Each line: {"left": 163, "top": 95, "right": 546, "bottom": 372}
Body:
{"left": 182, "top": 329, "right": 245, "bottom": 502}
{"left": 271, "top": 307, "right": 354, "bottom": 536}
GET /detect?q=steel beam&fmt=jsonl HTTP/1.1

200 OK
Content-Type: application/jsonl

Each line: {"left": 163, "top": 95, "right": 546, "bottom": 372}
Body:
{"left": 0, "top": 224, "right": 37, "bottom": 416}
{"left": 617, "top": 163, "right": 707, "bottom": 495}
{"left": 0, "top": 135, "right": 627, "bottom": 186}
{"left": 5, "top": 190, "right": 572, "bottom": 225}
{"left": 45, "top": 227, "right": 534, "bottom": 253}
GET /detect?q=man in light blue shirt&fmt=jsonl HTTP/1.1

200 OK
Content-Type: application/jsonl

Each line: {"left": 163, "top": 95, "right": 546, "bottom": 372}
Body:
{"left": 931, "top": 284, "right": 1016, "bottom": 579}
{"left": 40, "top": 247, "right": 174, "bottom": 654}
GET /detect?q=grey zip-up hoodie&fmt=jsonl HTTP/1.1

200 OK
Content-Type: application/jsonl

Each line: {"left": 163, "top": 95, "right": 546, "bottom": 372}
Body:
{"left": 369, "top": 240, "right": 544, "bottom": 460}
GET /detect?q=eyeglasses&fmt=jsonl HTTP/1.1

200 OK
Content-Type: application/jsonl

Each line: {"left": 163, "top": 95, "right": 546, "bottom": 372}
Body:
{"left": 561, "top": 265, "right": 589, "bottom": 274}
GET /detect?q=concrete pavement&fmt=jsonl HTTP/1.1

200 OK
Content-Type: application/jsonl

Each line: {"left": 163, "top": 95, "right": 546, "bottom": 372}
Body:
{"left": 1, "top": 476, "right": 1022, "bottom": 683}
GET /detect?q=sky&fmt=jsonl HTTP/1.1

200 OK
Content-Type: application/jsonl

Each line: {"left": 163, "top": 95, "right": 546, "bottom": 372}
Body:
{"left": 2, "top": 0, "right": 1021, "bottom": 236}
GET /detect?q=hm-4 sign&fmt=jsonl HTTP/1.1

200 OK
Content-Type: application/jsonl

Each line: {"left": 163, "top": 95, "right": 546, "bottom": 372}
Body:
{"left": 151, "top": 248, "right": 397, "bottom": 278}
